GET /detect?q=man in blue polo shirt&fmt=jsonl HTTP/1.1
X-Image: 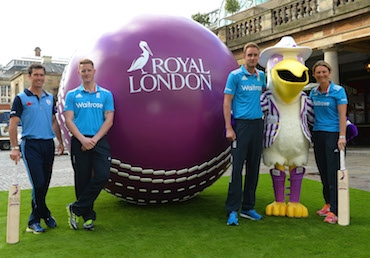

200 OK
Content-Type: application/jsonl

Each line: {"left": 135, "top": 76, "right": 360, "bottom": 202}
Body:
{"left": 9, "top": 63, "right": 64, "bottom": 234}
{"left": 224, "top": 42, "right": 266, "bottom": 225}
{"left": 64, "top": 58, "right": 114, "bottom": 231}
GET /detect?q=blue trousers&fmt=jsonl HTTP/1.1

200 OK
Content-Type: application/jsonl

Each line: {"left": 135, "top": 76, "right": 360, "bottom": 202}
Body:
{"left": 21, "top": 138, "right": 55, "bottom": 226}
{"left": 225, "top": 119, "right": 263, "bottom": 215}
{"left": 70, "top": 136, "right": 111, "bottom": 221}
{"left": 312, "top": 131, "right": 340, "bottom": 214}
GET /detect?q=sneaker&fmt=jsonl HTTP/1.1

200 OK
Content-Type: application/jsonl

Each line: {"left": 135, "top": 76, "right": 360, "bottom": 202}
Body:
{"left": 317, "top": 204, "right": 330, "bottom": 216}
{"left": 240, "top": 209, "right": 262, "bottom": 221}
{"left": 66, "top": 203, "right": 79, "bottom": 230}
{"left": 324, "top": 212, "right": 338, "bottom": 224}
{"left": 44, "top": 216, "right": 57, "bottom": 228}
{"left": 26, "top": 223, "right": 46, "bottom": 234}
{"left": 227, "top": 211, "right": 239, "bottom": 226}
{"left": 83, "top": 219, "right": 94, "bottom": 231}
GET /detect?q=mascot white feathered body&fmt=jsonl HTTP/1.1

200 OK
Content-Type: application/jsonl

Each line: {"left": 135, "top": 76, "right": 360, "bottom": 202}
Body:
{"left": 259, "top": 36, "right": 315, "bottom": 218}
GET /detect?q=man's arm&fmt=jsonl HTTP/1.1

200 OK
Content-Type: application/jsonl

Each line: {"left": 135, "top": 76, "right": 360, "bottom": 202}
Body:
{"left": 223, "top": 94, "right": 235, "bottom": 141}
{"left": 52, "top": 115, "right": 64, "bottom": 155}
{"left": 64, "top": 110, "right": 80, "bottom": 140}
{"left": 9, "top": 116, "right": 21, "bottom": 164}
{"left": 64, "top": 110, "right": 92, "bottom": 149}
{"left": 91, "top": 110, "right": 114, "bottom": 143}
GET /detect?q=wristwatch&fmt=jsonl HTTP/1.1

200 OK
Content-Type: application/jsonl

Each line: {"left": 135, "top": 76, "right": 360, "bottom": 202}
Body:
{"left": 11, "top": 146, "right": 20, "bottom": 150}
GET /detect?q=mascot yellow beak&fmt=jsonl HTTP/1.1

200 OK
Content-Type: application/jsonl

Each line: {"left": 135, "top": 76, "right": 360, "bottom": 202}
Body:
{"left": 271, "top": 59, "right": 309, "bottom": 104}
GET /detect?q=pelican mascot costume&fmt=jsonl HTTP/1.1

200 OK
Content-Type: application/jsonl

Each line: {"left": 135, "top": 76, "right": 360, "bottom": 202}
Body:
{"left": 259, "top": 36, "right": 315, "bottom": 218}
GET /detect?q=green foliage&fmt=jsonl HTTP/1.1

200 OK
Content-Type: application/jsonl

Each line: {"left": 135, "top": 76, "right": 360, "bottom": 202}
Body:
{"left": 191, "top": 12, "right": 211, "bottom": 26}
{"left": 225, "top": 0, "right": 241, "bottom": 14}
{"left": 1, "top": 175, "right": 370, "bottom": 257}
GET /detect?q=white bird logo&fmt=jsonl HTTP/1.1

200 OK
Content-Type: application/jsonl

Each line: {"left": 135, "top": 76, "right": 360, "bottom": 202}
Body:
{"left": 127, "top": 41, "right": 153, "bottom": 74}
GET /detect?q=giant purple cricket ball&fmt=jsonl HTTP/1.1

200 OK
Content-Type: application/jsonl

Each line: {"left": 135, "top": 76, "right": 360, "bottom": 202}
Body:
{"left": 57, "top": 14, "right": 238, "bottom": 204}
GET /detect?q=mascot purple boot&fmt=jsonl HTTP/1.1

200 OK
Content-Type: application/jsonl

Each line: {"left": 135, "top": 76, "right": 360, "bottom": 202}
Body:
{"left": 259, "top": 36, "right": 315, "bottom": 218}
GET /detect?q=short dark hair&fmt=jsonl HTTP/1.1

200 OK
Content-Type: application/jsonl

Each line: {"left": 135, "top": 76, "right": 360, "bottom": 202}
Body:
{"left": 79, "top": 59, "right": 94, "bottom": 67}
{"left": 243, "top": 42, "right": 260, "bottom": 53}
{"left": 27, "top": 63, "right": 46, "bottom": 75}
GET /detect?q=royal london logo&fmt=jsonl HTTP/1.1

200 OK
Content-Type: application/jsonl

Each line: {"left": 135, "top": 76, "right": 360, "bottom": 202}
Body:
{"left": 127, "top": 40, "right": 212, "bottom": 93}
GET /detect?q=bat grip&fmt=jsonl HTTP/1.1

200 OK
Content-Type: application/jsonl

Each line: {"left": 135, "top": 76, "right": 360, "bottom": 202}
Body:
{"left": 340, "top": 149, "right": 346, "bottom": 170}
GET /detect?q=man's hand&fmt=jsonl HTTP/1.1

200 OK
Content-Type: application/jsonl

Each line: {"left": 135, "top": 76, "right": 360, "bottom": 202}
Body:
{"left": 338, "top": 137, "right": 346, "bottom": 151}
{"left": 80, "top": 136, "right": 96, "bottom": 151}
{"left": 225, "top": 127, "right": 236, "bottom": 141}
{"left": 10, "top": 149, "right": 21, "bottom": 165}
{"left": 57, "top": 142, "right": 65, "bottom": 156}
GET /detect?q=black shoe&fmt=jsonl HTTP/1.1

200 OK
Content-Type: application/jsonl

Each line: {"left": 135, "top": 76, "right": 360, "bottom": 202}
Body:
{"left": 44, "top": 216, "right": 57, "bottom": 228}
{"left": 66, "top": 204, "right": 79, "bottom": 230}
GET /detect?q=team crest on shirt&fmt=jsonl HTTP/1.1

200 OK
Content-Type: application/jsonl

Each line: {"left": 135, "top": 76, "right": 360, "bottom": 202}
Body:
{"left": 46, "top": 99, "right": 52, "bottom": 106}
{"left": 96, "top": 92, "right": 100, "bottom": 99}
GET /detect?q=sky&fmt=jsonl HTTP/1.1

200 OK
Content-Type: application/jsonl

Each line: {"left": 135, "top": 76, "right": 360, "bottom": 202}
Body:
{"left": 0, "top": 0, "right": 222, "bottom": 66}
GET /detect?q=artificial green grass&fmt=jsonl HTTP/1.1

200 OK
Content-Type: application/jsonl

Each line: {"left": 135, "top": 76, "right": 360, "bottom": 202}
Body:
{"left": 1, "top": 174, "right": 369, "bottom": 258}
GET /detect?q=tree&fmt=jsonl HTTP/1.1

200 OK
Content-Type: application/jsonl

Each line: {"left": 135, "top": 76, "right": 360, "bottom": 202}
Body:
{"left": 225, "top": 0, "right": 241, "bottom": 14}
{"left": 191, "top": 12, "right": 211, "bottom": 26}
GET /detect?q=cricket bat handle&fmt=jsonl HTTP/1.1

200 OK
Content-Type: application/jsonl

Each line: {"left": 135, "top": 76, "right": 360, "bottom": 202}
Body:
{"left": 340, "top": 149, "right": 345, "bottom": 170}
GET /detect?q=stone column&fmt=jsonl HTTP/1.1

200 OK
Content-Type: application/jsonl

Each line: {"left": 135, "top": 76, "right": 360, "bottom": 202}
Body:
{"left": 323, "top": 48, "right": 340, "bottom": 84}
{"left": 216, "top": 27, "right": 227, "bottom": 43}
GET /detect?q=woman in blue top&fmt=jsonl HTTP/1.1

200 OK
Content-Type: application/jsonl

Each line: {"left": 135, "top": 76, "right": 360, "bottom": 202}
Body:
{"left": 309, "top": 60, "right": 347, "bottom": 224}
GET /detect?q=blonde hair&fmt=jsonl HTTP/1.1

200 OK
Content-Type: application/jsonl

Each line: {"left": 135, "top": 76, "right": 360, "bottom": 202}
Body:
{"left": 243, "top": 42, "right": 260, "bottom": 53}
{"left": 312, "top": 60, "right": 331, "bottom": 73}
{"left": 79, "top": 59, "right": 94, "bottom": 67}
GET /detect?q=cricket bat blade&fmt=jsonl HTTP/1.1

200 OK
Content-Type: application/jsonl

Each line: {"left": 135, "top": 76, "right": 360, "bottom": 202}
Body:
{"left": 6, "top": 183, "right": 21, "bottom": 244}
{"left": 337, "top": 150, "right": 350, "bottom": 226}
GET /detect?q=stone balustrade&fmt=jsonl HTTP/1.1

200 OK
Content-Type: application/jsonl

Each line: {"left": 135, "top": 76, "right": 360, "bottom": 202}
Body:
{"left": 217, "top": 0, "right": 364, "bottom": 43}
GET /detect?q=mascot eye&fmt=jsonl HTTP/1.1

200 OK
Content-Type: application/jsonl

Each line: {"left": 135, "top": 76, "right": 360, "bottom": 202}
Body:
{"left": 277, "top": 70, "right": 308, "bottom": 82}
{"left": 270, "top": 54, "right": 283, "bottom": 65}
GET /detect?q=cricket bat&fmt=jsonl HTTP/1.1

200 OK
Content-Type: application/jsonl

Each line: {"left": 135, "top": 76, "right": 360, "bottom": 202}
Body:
{"left": 6, "top": 165, "right": 21, "bottom": 244}
{"left": 337, "top": 149, "right": 349, "bottom": 226}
